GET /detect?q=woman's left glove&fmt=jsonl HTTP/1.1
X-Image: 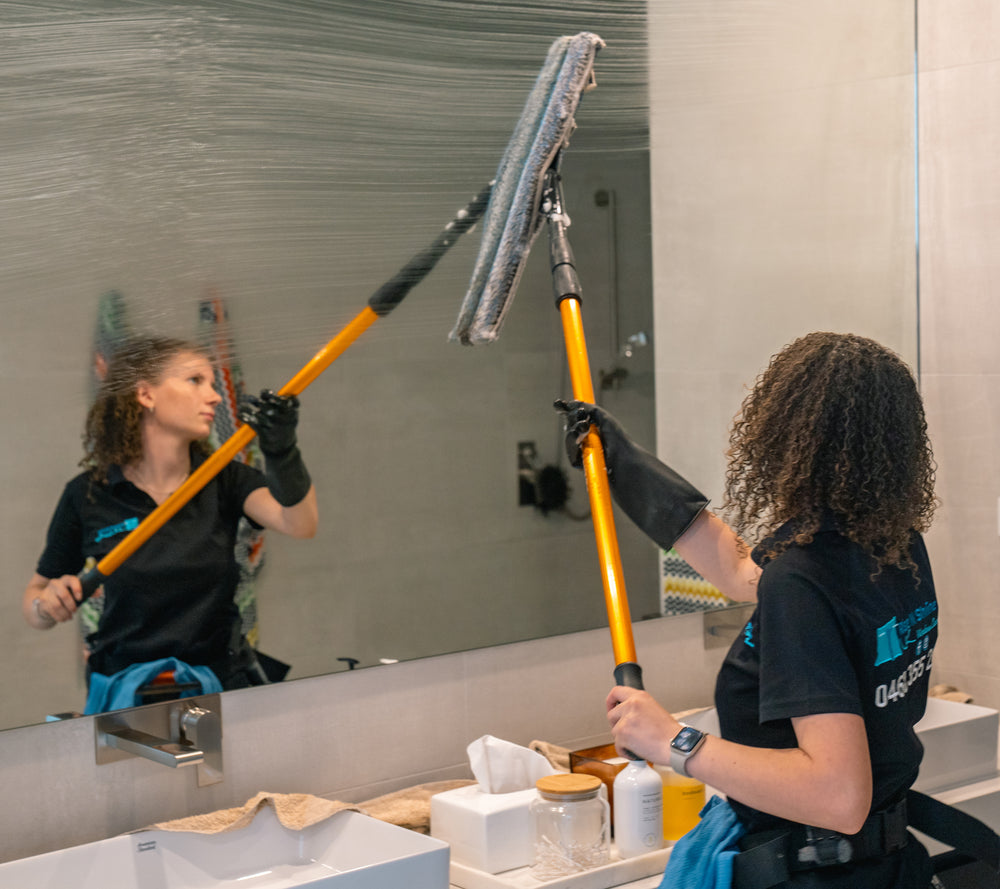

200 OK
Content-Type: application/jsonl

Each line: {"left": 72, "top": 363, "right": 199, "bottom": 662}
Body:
{"left": 238, "top": 390, "right": 312, "bottom": 506}
{"left": 555, "top": 399, "right": 709, "bottom": 552}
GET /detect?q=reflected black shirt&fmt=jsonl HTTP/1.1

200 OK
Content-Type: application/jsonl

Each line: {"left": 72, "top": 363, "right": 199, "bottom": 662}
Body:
{"left": 37, "top": 451, "right": 266, "bottom": 678}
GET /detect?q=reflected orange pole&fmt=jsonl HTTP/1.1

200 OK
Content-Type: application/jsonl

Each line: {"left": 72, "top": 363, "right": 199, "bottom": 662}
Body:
{"left": 79, "top": 183, "right": 493, "bottom": 597}
{"left": 92, "top": 306, "right": 380, "bottom": 579}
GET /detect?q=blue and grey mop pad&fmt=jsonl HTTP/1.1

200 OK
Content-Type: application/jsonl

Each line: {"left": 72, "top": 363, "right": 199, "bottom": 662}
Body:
{"left": 450, "top": 31, "right": 604, "bottom": 346}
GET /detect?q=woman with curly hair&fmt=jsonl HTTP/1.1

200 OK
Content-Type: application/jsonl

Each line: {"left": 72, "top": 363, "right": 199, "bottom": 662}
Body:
{"left": 22, "top": 335, "right": 318, "bottom": 699}
{"left": 558, "top": 332, "right": 939, "bottom": 888}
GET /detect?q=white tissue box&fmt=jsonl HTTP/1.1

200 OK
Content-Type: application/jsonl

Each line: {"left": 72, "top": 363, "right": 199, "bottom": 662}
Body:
{"left": 430, "top": 784, "right": 536, "bottom": 874}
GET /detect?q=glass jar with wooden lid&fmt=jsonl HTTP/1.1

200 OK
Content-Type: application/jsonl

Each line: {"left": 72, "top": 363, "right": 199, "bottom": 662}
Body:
{"left": 530, "top": 773, "right": 610, "bottom": 878}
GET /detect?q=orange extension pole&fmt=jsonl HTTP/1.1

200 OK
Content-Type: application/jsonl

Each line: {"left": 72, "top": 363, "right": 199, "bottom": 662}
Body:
{"left": 544, "top": 172, "right": 642, "bottom": 691}
{"left": 87, "top": 306, "right": 379, "bottom": 584}
{"left": 77, "top": 183, "right": 493, "bottom": 599}
{"left": 559, "top": 297, "right": 638, "bottom": 671}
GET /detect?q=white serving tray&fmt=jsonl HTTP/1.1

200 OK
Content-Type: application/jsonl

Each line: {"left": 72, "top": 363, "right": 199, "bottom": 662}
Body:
{"left": 450, "top": 843, "right": 671, "bottom": 889}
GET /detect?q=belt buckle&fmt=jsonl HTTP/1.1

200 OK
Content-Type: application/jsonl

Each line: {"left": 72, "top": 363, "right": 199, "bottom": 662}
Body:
{"left": 796, "top": 827, "right": 853, "bottom": 867}
{"left": 881, "top": 800, "right": 909, "bottom": 854}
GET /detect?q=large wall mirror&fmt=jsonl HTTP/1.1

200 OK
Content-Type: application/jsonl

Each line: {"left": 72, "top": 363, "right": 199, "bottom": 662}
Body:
{"left": 0, "top": 0, "right": 916, "bottom": 733}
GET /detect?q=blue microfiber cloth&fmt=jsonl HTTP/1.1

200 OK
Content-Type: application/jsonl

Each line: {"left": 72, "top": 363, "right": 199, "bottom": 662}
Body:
{"left": 84, "top": 657, "right": 223, "bottom": 715}
{"left": 659, "top": 794, "right": 747, "bottom": 889}
{"left": 451, "top": 31, "right": 604, "bottom": 345}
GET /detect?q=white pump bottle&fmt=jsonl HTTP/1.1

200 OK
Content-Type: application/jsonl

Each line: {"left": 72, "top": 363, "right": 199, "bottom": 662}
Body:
{"left": 613, "top": 759, "right": 663, "bottom": 858}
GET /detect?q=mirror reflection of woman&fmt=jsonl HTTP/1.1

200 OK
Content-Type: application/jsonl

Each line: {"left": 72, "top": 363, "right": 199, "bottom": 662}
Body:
{"left": 560, "top": 332, "right": 939, "bottom": 888}
{"left": 22, "top": 335, "right": 318, "bottom": 697}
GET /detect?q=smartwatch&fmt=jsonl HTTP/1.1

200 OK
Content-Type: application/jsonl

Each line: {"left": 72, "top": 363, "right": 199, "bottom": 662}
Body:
{"left": 32, "top": 597, "right": 56, "bottom": 629}
{"left": 670, "top": 724, "right": 707, "bottom": 777}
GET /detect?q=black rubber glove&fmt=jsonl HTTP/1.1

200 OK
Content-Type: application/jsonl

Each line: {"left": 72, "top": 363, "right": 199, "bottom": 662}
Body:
{"left": 554, "top": 399, "right": 709, "bottom": 551}
{"left": 238, "top": 390, "right": 312, "bottom": 507}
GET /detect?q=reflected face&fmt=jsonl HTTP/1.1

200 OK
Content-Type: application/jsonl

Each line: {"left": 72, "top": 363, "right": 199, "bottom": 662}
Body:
{"left": 139, "top": 351, "right": 221, "bottom": 441}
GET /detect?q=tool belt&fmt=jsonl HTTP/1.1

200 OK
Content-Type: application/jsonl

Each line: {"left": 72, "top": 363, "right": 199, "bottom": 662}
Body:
{"left": 733, "top": 798, "right": 909, "bottom": 889}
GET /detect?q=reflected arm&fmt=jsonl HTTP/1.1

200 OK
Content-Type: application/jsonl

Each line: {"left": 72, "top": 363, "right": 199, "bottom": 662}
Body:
{"left": 244, "top": 485, "right": 318, "bottom": 539}
{"left": 238, "top": 390, "right": 317, "bottom": 538}
{"left": 22, "top": 572, "right": 81, "bottom": 630}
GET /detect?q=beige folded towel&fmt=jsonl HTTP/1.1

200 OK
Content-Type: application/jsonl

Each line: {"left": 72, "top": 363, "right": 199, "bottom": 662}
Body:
{"left": 529, "top": 739, "right": 570, "bottom": 772}
{"left": 930, "top": 683, "right": 974, "bottom": 704}
{"left": 359, "top": 779, "right": 475, "bottom": 834}
{"left": 148, "top": 791, "right": 358, "bottom": 833}
{"left": 144, "top": 781, "right": 476, "bottom": 836}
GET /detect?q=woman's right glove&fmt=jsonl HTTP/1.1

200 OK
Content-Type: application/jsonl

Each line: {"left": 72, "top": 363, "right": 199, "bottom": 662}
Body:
{"left": 555, "top": 399, "right": 709, "bottom": 551}
{"left": 238, "top": 390, "right": 312, "bottom": 507}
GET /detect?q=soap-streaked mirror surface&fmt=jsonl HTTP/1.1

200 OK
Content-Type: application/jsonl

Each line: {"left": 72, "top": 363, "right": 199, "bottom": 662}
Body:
{"left": 0, "top": 0, "right": 917, "bottom": 733}
{"left": 2, "top": 0, "right": 658, "bottom": 731}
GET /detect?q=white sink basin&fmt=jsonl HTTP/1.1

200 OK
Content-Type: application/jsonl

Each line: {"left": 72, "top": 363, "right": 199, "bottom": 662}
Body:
{"left": 0, "top": 807, "right": 449, "bottom": 888}
{"left": 914, "top": 697, "right": 999, "bottom": 792}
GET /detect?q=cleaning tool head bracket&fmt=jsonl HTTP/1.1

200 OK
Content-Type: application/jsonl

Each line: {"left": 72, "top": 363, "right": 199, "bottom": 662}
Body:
{"left": 544, "top": 170, "right": 583, "bottom": 308}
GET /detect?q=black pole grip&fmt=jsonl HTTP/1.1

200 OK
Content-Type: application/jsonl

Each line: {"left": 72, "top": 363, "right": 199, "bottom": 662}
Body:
{"left": 78, "top": 564, "right": 109, "bottom": 604}
{"left": 549, "top": 214, "right": 582, "bottom": 308}
{"left": 614, "top": 661, "right": 644, "bottom": 690}
{"left": 613, "top": 662, "right": 645, "bottom": 761}
{"left": 367, "top": 183, "right": 493, "bottom": 317}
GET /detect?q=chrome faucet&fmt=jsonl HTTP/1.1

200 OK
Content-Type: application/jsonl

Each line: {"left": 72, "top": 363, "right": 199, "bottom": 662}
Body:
{"left": 173, "top": 704, "right": 223, "bottom": 785}
{"left": 103, "top": 725, "right": 204, "bottom": 768}
{"left": 95, "top": 693, "right": 223, "bottom": 786}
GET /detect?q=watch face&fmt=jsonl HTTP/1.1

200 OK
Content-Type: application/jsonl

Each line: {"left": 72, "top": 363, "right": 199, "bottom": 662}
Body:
{"left": 673, "top": 726, "right": 703, "bottom": 753}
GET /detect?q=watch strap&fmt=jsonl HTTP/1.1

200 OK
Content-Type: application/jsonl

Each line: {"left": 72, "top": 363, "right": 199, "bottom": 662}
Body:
{"left": 670, "top": 724, "right": 708, "bottom": 777}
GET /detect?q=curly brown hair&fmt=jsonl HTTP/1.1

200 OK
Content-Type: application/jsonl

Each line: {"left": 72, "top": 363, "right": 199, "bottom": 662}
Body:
{"left": 722, "top": 332, "right": 937, "bottom": 571}
{"left": 82, "top": 335, "right": 212, "bottom": 482}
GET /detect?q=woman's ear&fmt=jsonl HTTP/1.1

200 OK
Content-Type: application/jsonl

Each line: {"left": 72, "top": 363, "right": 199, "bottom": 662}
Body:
{"left": 134, "top": 379, "right": 155, "bottom": 411}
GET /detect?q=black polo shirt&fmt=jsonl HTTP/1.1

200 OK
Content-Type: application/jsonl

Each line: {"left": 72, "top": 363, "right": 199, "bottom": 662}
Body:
{"left": 37, "top": 451, "right": 267, "bottom": 679}
{"left": 715, "top": 518, "right": 937, "bottom": 886}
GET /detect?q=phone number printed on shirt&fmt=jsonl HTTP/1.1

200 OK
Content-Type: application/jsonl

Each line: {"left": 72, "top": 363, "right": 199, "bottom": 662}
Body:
{"left": 875, "top": 646, "right": 933, "bottom": 709}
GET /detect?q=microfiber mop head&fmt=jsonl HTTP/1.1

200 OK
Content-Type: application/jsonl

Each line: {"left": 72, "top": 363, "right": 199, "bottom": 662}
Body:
{"left": 450, "top": 31, "right": 604, "bottom": 346}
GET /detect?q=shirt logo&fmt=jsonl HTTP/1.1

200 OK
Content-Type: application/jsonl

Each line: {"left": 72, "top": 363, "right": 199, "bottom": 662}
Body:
{"left": 94, "top": 517, "right": 139, "bottom": 543}
{"left": 743, "top": 620, "right": 755, "bottom": 648}
{"left": 874, "top": 600, "right": 937, "bottom": 666}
